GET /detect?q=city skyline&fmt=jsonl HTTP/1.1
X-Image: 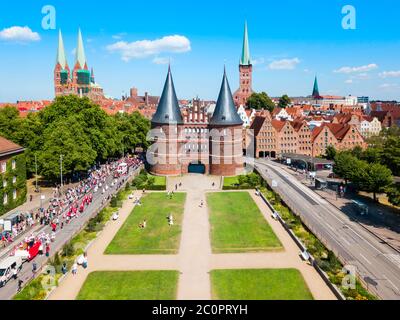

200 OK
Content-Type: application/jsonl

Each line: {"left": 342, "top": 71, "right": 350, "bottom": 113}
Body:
{"left": 1, "top": 0, "right": 400, "bottom": 102}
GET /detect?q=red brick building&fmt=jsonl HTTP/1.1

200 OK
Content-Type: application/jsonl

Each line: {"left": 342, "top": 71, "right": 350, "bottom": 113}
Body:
{"left": 54, "top": 29, "right": 104, "bottom": 102}
{"left": 148, "top": 67, "right": 244, "bottom": 176}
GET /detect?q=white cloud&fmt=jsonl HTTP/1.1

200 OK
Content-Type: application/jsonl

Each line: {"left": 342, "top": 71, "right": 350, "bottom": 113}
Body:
{"left": 107, "top": 35, "right": 191, "bottom": 62}
{"left": 379, "top": 70, "right": 400, "bottom": 78}
{"left": 379, "top": 83, "right": 399, "bottom": 89}
{"left": 334, "top": 63, "right": 378, "bottom": 74}
{"left": 0, "top": 26, "right": 40, "bottom": 42}
{"left": 112, "top": 32, "right": 127, "bottom": 40}
{"left": 252, "top": 57, "right": 265, "bottom": 66}
{"left": 268, "top": 58, "right": 300, "bottom": 70}
{"left": 345, "top": 79, "right": 353, "bottom": 84}
{"left": 71, "top": 48, "right": 76, "bottom": 56}
{"left": 152, "top": 57, "right": 170, "bottom": 65}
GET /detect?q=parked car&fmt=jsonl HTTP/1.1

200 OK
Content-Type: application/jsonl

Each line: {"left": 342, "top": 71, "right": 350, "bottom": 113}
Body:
{"left": 0, "top": 256, "right": 23, "bottom": 287}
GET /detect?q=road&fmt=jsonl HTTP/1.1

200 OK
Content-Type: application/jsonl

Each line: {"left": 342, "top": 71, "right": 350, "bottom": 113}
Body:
{"left": 253, "top": 158, "right": 400, "bottom": 300}
{"left": 0, "top": 164, "right": 141, "bottom": 300}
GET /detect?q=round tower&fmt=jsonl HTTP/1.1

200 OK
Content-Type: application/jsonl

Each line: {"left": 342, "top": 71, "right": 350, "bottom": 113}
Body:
{"left": 148, "top": 66, "right": 184, "bottom": 176}
{"left": 209, "top": 69, "right": 244, "bottom": 176}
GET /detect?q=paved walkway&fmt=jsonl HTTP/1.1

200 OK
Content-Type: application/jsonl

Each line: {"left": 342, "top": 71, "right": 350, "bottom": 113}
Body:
{"left": 48, "top": 175, "right": 335, "bottom": 300}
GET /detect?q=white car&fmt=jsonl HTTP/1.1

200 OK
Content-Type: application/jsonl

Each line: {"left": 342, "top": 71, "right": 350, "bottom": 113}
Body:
{"left": 0, "top": 256, "right": 23, "bottom": 287}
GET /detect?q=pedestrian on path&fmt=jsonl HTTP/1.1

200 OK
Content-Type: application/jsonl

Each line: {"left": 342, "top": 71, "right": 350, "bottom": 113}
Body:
{"left": 17, "top": 279, "right": 23, "bottom": 293}
{"left": 45, "top": 243, "right": 50, "bottom": 257}
{"left": 72, "top": 263, "right": 78, "bottom": 275}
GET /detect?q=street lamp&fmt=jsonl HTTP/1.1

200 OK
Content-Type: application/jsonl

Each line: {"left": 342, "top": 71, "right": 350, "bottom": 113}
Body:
{"left": 60, "top": 154, "right": 64, "bottom": 190}
{"left": 34, "top": 154, "right": 39, "bottom": 193}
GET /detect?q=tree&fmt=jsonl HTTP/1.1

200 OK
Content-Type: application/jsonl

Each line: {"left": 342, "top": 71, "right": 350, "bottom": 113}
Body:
{"left": 381, "top": 136, "right": 400, "bottom": 176}
{"left": 386, "top": 184, "right": 400, "bottom": 207}
{"left": 325, "top": 146, "right": 337, "bottom": 160}
{"left": 333, "top": 152, "right": 359, "bottom": 184}
{"left": 246, "top": 92, "right": 275, "bottom": 112}
{"left": 278, "top": 94, "right": 291, "bottom": 109}
{"left": 354, "top": 163, "right": 393, "bottom": 202}
{"left": 351, "top": 146, "right": 363, "bottom": 159}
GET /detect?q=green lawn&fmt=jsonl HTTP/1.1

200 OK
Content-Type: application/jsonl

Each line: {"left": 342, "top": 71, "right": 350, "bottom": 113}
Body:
{"left": 207, "top": 192, "right": 282, "bottom": 253}
{"left": 148, "top": 174, "right": 166, "bottom": 189}
{"left": 77, "top": 271, "right": 179, "bottom": 300}
{"left": 211, "top": 269, "right": 314, "bottom": 300}
{"left": 105, "top": 192, "right": 186, "bottom": 254}
{"left": 223, "top": 176, "right": 240, "bottom": 188}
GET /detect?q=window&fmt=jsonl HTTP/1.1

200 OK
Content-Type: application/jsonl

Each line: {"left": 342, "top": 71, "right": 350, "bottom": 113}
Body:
{"left": 3, "top": 180, "right": 7, "bottom": 188}
{"left": 3, "top": 193, "right": 7, "bottom": 205}
{"left": 13, "top": 176, "right": 17, "bottom": 184}
{"left": 12, "top": 160, "right": 16, "bottom": 170}
{"left": 1, "top": 162, "right": 6, "bottom": 173}
{"left": 13, "top": 190, "right": 17, "bottom": 200}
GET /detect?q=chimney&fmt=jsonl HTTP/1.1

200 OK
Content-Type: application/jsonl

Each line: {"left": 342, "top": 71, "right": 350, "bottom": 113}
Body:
{"left": 145, "top": 92, "right": 149, "bottom": 106}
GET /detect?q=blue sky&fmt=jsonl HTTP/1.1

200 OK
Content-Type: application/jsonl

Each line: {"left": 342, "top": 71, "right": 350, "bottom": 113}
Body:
{"left": 0, "top": 0, "right": 400, "bottom": 102}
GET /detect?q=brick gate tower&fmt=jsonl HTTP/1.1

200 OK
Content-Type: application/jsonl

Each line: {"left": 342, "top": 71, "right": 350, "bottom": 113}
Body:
{"left": 148, "top": 67, "right": 244, "bottom": 177}
{"left": 209, "top": 69, "right": 244, "bottom": 176}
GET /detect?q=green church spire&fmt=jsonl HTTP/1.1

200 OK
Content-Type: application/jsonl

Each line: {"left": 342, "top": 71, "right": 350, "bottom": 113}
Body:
{"left": 75, "top": 28, "right": 87, "bottom": 69}
{"left": 240, "top": 21, "right": 251, "bottom": 66}
{"left": 56, "top": 29, "right": 67, "bottom": 69}
{"left": 312, "top": 76, "right": 320, "bottom": 98}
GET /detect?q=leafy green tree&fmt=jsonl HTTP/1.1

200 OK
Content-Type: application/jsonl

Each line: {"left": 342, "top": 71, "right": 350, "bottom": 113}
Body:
{"left": 381, "top": 136, "right": 400, "bottom": 176}
{"left": 354, "top": 163, "right": 393, "bottom": 202}
{"left": 386, "top": 184, "right": 400, "bottom": 207}
{"left": 351, "top": 146, "right": 364, "bottom": 159}
{"left": 360, "top": 147, "right": 382, "bottom": 164}
{"left": 333, "top": 152, "right": 359, "bottom": 184}
{"left": 278, "top": 94, "right": 291, "bottom": 109}
{"left": 38, "top": 117, "right": 97, "bottom": 180}
{"left": 325, "top": 146, "right": 337, "bottom": 160}
{"left": 0, "top": 106, "right": 21, "bottom": 139}
{"left": 246, "top": 92, "right": 275, "bottom": 112}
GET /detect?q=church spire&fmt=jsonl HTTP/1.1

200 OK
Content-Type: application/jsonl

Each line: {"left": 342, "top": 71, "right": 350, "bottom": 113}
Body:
{"left": 210, "top": 68, "right": 243, "bottom": 126}
{"left": 312, "top": 75, "right": 320, "bottom": 98}
{"left": 151, "top": 66, "right": 184, "bottom": 125}
{"left": 75, "top": 28, "right": 87, "bottom": 69}
{"left": 240, "top": 21, "right": 251, "bottom": 66}
{"left": 56, "top": 29, "right": 67, "bottom": 69}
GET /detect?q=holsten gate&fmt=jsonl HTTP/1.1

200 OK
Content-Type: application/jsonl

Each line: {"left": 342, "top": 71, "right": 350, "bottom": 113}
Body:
{"left": 147, "top": 67, "right": 245, "bottom": 177}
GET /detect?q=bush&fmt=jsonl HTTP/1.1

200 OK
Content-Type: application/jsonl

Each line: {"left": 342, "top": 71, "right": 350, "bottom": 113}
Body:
{"left": 110, "top": 196, "right": 118, "bottom": 208}
{"left": 61, "top": 242, "right": 75, "bottom": 257}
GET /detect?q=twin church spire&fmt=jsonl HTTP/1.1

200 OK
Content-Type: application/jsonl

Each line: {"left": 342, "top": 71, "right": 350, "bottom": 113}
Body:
{"left": 56, "top": 28, "right": 87, "bottom": 71}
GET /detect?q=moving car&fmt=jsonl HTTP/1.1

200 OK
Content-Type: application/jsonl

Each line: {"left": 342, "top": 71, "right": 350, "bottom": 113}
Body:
{"left": 0, "top": 256, "right": 23, "bottom": 287}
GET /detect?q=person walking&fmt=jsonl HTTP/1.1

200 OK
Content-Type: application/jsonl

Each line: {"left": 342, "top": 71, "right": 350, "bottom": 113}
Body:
{"left": 17, "top": 279, "right": 23, "bottom": 293}
{"left": 32, "top": 262, "right": 37, "bottom": 275}
{"left": 45, "top": 243, "right": 50, "bottom": 257}
{"left": 61, "top": 262, "right": 67, "bottom": 275}
{"left": 72, "top": 263, "right": 78, "bottom": 275}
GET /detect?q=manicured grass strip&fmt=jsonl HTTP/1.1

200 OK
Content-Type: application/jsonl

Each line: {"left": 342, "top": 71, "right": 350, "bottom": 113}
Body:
{"left": 149, "top": 174, "right": 166, "bottom": 188}
{"left": 77, "top": 271, "right": 179, "bottom": 300}
{"left": 211, "top": 269, "right": 314, "bottom": 300}
{"left": 207, "top": 192, "right": 282, "bottom": 253}
{"left": 223, "top": 176, "right": 240, "bottom": 188}
{"left": 105, "top": 192, "right": 186, "bottom": 254}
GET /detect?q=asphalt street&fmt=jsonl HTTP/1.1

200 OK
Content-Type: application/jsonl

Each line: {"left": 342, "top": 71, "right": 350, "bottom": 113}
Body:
{"left": 254, "top": 158, "right": 400, "bottom": 300}
{"left": 0, "top": 165, "right": 140, "bottom": 300}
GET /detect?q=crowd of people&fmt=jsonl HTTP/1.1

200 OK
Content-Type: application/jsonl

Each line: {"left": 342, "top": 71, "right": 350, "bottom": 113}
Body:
{"left": 1, "top": 155, "right": 143, "bottom": 255}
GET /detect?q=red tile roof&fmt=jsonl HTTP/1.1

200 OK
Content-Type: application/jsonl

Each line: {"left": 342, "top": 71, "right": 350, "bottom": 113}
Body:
{"left": 0, "top": 136, "right": 24, "bottom": 156}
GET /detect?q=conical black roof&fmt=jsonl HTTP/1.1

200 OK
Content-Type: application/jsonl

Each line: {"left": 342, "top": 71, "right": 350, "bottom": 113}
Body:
{"left": 152, "top": 66, "right": 184, "bottom": 125}
{"left": 209, "top": 69, "right": 243, "bottom": 126}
